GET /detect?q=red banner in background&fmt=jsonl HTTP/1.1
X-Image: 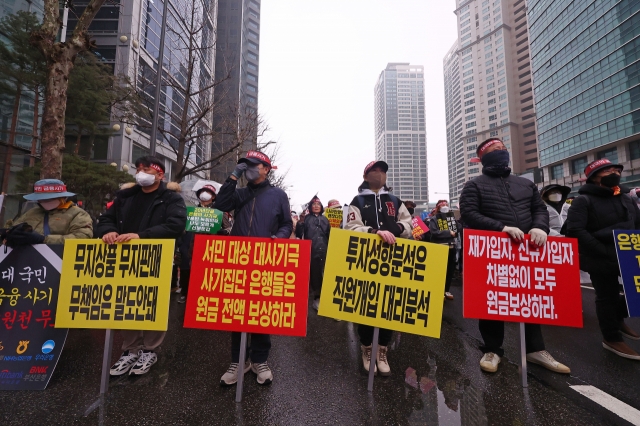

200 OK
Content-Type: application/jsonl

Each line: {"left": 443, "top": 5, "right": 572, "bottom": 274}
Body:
{"left": 183, "top": 235, "right": 311, "bottom": 336}
{"left": 412, "top": 216, "right": 428, "bottom": 239}
{"left": 463, "top": 230, "right": 583, "bottom": 328}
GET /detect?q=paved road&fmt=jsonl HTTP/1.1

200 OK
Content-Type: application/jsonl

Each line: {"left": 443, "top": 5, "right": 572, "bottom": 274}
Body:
{"left": 1, "top": 277, "right": 639, "bottom": 425}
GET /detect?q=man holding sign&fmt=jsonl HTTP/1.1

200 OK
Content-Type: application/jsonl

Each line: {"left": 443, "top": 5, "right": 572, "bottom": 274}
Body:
{"left": 215, "top": 150, "right": 293, "bottom": 385}
{"left": 460, "top": 138, "right": 569, "bottom": 374}
{"left": 345, "top": 160, "right": 412, "bottom": 375}
{"left": 97, "top": 156, "right": 187, "bottom": 376}
{"left": 428, "top": 200, "right": 457, "bottom": 301}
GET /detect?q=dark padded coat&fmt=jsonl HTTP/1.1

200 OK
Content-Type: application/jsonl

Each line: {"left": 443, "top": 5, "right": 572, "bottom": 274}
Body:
{"left": 459, "top": 169, "right": 549, "bottom": 234}
{"left": 96, "top": 182, "right": 187, "bottom": 239}
{"left": 566, "top": 183, "right": 640, "bottom": 274}
{"left": 303, "top": 211, "right": 331, "bottom": 259}
{"left": 215, "top": 178, "right": 292, "bottom": 239}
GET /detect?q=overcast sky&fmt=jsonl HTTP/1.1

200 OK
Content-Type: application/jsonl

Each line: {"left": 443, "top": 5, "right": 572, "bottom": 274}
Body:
{"left": 258, "top": 0, "right": 458, "bottom": 211}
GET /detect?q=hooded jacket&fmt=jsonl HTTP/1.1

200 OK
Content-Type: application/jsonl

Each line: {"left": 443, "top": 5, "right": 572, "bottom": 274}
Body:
{"left": 13, "top": 201, "right": 93, "bottom": 244}
{"left": 459, "top": 168, "right": 549, "bottom": 234}
{"left": 215, "top": 178, "right": 292, "bottom": 238}
{"left": 345, "top": 184, "right": 412, "bottom": 238}
{"left": 96, "top": 182, "right": 187, "bottom": 239}
{"left": 566, "top": 183, "right": 640, "bottom": 273}
{"left": 302, "top": 197, "right": 331, "bottom": 258}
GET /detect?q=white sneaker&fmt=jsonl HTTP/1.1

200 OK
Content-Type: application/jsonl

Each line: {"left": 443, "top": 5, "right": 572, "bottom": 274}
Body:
{"left": 220, "top": 361, "right": 251, "bottom": 386}
{"left": 109, "top": 350, "right": 139, "bottom": 376}
{"left": 526, "top": 350, "right": 570, "bottom": 374}
{"left": 479, "top": 352, "right": 500, "bottom": 373}
{"left": 251, "top": 362, "right": 273, "bottom": 385}
{"left": 377, "top": 345, "right": 390, "bottom": 376}
{"left": 361, "top": 345, "right": 377, "bottom": 374}
{"left": 129, "top": 350, "right": 157, "bottom": 375}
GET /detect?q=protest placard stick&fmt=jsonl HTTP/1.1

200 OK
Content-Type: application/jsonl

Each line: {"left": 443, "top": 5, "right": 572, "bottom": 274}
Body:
{"left": 235, "top": 332, "right": 248, "bottom": 403}
{"left": 519, "top": 323, "right": 528, "bottom": 388}
{"left": 342, "top": 205, "right": 349, "bottom": 228}
{"left": 100, "top": 329, "right": 114, "bottom": 395}
{"left": 367, "top": 327, "right": 380, "bottom": 392}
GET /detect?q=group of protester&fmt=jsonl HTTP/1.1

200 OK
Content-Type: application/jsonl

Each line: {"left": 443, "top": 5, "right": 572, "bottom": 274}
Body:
{"left": 1, "top": 136, "right": 639, "bottom": 390}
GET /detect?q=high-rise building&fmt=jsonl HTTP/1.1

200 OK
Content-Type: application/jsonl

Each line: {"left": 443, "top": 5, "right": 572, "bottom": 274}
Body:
{"left": 446, "top": 0, "right": 539, "bottom": 201}
{"left": 374, "top": 63, "right": 428, "bottom": 206}
{"left": 529, "top": 0, "right": 640, "bottom": 189}
{"left": 444, "top": 41, "right": 464, "bottom": 202}
{"left": 65, "top": 0, "right": 218, "bottom": 179}
{"left": 211, "top": 0, "right": 261, "bottom": 183}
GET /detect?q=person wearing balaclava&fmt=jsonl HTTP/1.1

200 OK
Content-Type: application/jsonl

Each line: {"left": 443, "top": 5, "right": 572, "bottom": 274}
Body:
{"left": 428, "top": 200, "right": 457, "bottom": 301}
{"left": 97, "top": 155, "right": 187, "bottom": 378}
{"left": 566, "top": 159, "right": 640, "bottom": 361}
{"left": 540, "top": 184, "right": 571, "bottom": 236}
{"left": 215, "top": 150, "right": 292, "bottom": 387}
{"left": 346, "top": 160, "right": 413, "bottom": 377}
{"left": 302, "top": 195, "right": 331, "bottom": 310}
{"left": 2, "top": 179, "right": 93, "bottom": 247}
{"left": 460, "top": 138, "right": 570, "bottom": 376}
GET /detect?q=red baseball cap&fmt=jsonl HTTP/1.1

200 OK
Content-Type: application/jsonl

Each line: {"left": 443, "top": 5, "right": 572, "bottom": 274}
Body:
{"left": 239, "top": 150, "right": 277, "bottom": 169}
{"left": 364, "top": 160, "right": 388, "bottom": 175}
{"left": 584, "top": 158, "right": 623, "bottom": 180}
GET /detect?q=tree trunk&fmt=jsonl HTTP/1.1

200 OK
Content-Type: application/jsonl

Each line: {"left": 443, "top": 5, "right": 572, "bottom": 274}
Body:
{"left": 30, "top": 86, "right": 40, "bottom": 167}
{"left": 40, "top": 55, "right": 74, "bottom": 179}
{"left": 2, "top": 83, "right": 22, "bottom": 193}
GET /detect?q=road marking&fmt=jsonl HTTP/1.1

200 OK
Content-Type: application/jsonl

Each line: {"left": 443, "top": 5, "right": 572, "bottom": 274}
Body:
{"left": 570, "top": 385, "right": 640, "bottom": 425}
{"left": 581, "top": 285, "right": 594, "bottom": 290}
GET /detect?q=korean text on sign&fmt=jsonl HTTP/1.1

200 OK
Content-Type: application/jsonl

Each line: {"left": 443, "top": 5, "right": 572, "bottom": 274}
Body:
{"left": 186, "top": 207, "right": 223, "bottom": 234}
{"left": 324, "top": 209, "right": 343, "bottom": 228}
{"left": 318, "top": 229, "right": 449, "bottom": 338}
{"left": 613, "top": 230, "right": 640, "bottom": 317}
{"left": 183, "top": 235, "right": 311, "bottom": 336}
{"left": 56, "top": 240, "right": 175, "bottom": 330}
{"left": 463, "top": 230, "right": 582, "bottom": 327}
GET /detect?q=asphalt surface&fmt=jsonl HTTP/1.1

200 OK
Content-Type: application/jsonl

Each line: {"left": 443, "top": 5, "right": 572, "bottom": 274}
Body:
{"left": 1, "top": 276, "right": 640, "bottom": 425}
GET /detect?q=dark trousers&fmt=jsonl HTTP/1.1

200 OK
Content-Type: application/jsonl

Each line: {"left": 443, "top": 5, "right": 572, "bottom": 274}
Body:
{"left": 445, "top": 247, "right": 456, "bottom": 293}
{"left": 479, "top": 319, "right": 545, "bottom": 357}
{"left": 309, "top": 256, "right": 326, "bottom": 299}
{"left": 589, "top": 272, "right": 628, "bottom": 342}
{"left": 358, "top": 324, "right": 393, "bottom": 347}
{"left": 180, "top": 268, "right": 191, "bottom": 298}
{"left": 231, "top": 332, "right": 271, "bottom": 364}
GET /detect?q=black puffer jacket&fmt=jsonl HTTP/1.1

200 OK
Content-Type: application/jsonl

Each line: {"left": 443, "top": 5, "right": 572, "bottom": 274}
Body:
{"left": 566, "top": 184, "right": 640, "bottom": 273}
{"left": 460, "top": 169, "right": 549, "bottom": 234}
{"left": 303, "top": 213, "right": 330, "bottom": 258}
{"left": 97, "top": 182, "right": 187, "bottom": 239}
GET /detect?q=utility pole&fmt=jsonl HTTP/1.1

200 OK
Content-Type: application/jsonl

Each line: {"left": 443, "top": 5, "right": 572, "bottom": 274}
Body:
{"left": 149, "top": 0, "right": 170, "bottom": 157}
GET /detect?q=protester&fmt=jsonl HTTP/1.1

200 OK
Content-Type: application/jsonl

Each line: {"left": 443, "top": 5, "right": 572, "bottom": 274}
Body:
{"left": 540, "top": 184, "right": 571, "bottom": 236}
{"left": 346, "top": 160, "right": 412, "bottom": 376}
{"left": 290, "top": 210, "right": 299, "bottom": 239}
{"left": 97, "top": 156, "right": 187, "bottom": 376}
{"left": 215, "top": 150, "right": 293, "bottom": 386}
{"left": 327, "top": 199, "right": 341, "bottom": 209}
{"left": 302, "top": 195, "right": 331, "bottom": 310}
{"left": 2, "top": 179, "right": 92, "bottom": 246}
{"left": 566, "top": 159, "right": 640, "bottom": 360}
{"left": 295, "top": 211, "right": 306, "bottom": 239}
{"left": 428, "top": 200, "right": 457, "bottom": 301}
{"left": 460, "top": 138, "right": 570, "bottom": 374}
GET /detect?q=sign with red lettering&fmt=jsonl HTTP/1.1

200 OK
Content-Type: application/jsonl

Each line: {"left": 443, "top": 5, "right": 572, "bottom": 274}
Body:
{"left": 463, "top": 230, "right": 582, "bottom": 327}
{"left": 411, "top": 217, "right": 428, "bottom": 239}
{"left": 184, "top": 235, "right": 312, "bottom": 336}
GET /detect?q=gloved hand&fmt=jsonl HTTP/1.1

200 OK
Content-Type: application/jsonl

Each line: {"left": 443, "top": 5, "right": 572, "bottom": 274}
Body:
{"left": 231, "top": 163, "right": 248, "bottom": 179}
{"left": 502, "top": 226, "right": 524, "bottom": 241}
{"left": 4, "top": 223, "right": 45, "bottom": 247}
{"left": 529, "top": 228, "right": 547, "bottom": 247}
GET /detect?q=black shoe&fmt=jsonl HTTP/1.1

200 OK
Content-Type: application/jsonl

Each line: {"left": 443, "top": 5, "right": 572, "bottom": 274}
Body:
{"left": 177, "top": 295, "right": 186, "bottom": 304}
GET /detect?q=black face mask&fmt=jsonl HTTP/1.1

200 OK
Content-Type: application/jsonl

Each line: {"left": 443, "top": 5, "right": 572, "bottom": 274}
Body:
{"left": 481, "top": 150, "right": 510, "bottom": 168}
{"left": 408, "top": 208, "right": 415, "bottom": 216}
{"left": 600, "top": 173, "right": 621, "bottom": 188}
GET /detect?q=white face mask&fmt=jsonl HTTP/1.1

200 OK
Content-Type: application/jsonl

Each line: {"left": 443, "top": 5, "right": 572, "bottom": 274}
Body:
{"left": 548, "top": 193, "right": 562, "bottom": 202}
{"left": 440, "top": 206, "right": 450, "bottom": 214}
{"left": 199, "top": 192, "right": 213, "bottom": 202}
{"left": 136, "top": 171, "right": 156, "bottom": 187}
{"left": 39, "top": 199, "right": 61, "bottom": 211}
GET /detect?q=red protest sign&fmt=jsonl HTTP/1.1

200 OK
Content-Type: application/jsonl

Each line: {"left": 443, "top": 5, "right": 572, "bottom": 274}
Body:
{"left": 183, "top": 235, "right": 311, "bottom": 336}
{"left": 463, "top": 230, "right": 582, "bottom": 327}
{"left": 412, "top": 216, "right": 428, "bottom": 239}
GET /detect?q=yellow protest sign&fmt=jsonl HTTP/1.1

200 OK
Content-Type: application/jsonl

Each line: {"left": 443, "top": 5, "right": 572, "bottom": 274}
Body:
{"left": 55, "top": 240, "right": 175, "bottom": 330}
{"left": 318, "top": 229, "right": 448, "bottom": 337}
{"left": 324, "top": 208, "right": 343, "bottom": 228}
